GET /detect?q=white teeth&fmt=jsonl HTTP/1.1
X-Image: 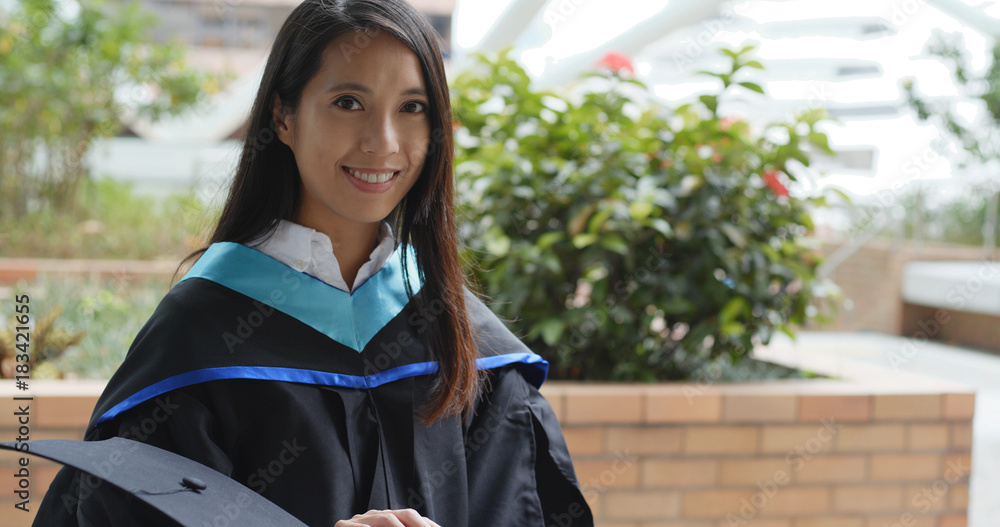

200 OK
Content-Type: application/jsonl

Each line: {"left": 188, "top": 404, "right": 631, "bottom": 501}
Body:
{"left": 347, "top": 167, "right": 395, "bottom": 184}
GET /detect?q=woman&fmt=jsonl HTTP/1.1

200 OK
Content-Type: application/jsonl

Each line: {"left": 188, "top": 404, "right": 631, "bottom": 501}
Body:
{"left": 33, "top": 0, "right": 593, "bottom": 526}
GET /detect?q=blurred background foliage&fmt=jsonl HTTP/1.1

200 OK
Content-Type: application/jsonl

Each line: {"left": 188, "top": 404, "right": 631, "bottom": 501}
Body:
{"left": 894, "top": 30, "right": 1000, "bottom": 250}
{"left": 0, "top": 0, "right": 220, "bottom": 218}
{"left": 0, "top": 177, "right": 214, "bottom": 259}
{"left": 0, "top": 275, "right": 167, "bottom": 379}
{"left": 453, "top": 45, "right": 840, "bottom": 382}
{"left": 903, "top": 31, "right": 1000, "bottom": 169}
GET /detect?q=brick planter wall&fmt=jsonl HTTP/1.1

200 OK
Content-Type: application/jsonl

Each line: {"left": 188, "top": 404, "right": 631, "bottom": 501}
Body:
{"left": 545, "top": 381, "right": 973, "bottom": 527}
{"left": 0, "top": 377, "right": 974, "bottom": 527}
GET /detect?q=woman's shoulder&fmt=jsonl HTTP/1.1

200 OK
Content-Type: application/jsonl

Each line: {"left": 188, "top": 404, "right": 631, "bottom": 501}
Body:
{"left": 462, "top": 288, "right": 549, "bottom": 389}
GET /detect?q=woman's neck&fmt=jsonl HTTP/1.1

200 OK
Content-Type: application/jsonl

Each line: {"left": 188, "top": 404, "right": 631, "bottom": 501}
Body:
{"left": 293, "top": 212, "right": 380, "bottom": 289}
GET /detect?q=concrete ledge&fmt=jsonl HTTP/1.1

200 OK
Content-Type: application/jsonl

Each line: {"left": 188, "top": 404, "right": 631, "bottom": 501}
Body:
{"left": 0, "top": 258, "right": 179, "bottom": 283}
{"left": 902, "top": 260, "right": 1000, "bottom": 316}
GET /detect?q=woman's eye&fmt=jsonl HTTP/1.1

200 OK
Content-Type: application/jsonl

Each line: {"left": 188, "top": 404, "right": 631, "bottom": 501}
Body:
{"left": 403, "top": 101, "right": 427, "bottom": 113}
{"left": 334, "top": 96, "right": 362, "bottom": 110}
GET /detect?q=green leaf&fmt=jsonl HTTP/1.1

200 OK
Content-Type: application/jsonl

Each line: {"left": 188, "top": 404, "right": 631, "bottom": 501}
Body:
{"left": 738, "top": 82, "right": 765, "bottom": 94}
{"left": 485, "top": 226, "right": 511, "bottom": 256}
{"left": 808, "top": 131, "right": 833, "bottom": 154}
{"left": 572, "top": 233, "right": 598, "bottom": 248}
{"left": 536, "top": 231, "right": 564, "bottom": 250}
{"left": 587, "top": 207, "right": 615, "bottom": 233}
{"left": 743, "top": 60, "right": 765, "bottom": 70}
{"left": 659, "top": 297, "right": 695, "bottom": 314}
{"left": 629, "top": 201, "right": 654, "bottom": 221}
{"left": 719, "top": 222, "right": 747, "bottom": 248}
{"left": 537, "top": 318, "right": 566, "bottom": 346}
{"left": 720, "top": 321, "right": 744, "bottom": 337}
{"left": 568, "top": 204, "right": 595, "bottom": 236}
{"left": 648, "top": 218, "right": 673, "bottom": 238}
{"left": 699, "top": 94, "right": 718, "bottom": 114}
{"left": 719, "top": 296, "right": 748, "bottom": 325}
{"left": 621, "top": 78, "right": 649, "bottom": 89}
{"left": 600, "top": 235, "right": 629, "bottom": 255}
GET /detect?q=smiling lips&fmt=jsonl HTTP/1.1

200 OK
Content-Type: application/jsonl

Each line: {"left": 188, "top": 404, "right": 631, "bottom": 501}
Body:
{"left": 343, "top": 166, "right": 400, "bottom": 184}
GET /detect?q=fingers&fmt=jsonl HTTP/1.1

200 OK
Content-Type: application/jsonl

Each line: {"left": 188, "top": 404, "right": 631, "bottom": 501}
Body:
{"left": 336, "top": 509, "right": 438, "bottom": 527}
{"left": 393, "top": 508, "right": 426, "bottom": 526}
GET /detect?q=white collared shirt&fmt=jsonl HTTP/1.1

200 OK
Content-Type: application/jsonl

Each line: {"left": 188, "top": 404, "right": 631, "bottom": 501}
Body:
{"left": 246, "top": 219, "right": 395, "bottom": 293}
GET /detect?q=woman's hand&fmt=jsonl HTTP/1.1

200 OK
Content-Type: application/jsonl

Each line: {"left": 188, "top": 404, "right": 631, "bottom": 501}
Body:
{"left": 334, "top": 509, "right": 442, "bottom": 527}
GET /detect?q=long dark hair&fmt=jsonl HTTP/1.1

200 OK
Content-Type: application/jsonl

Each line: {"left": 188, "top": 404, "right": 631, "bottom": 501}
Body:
{"left": 180, "top": 0, "right": 480, "bottom": 423}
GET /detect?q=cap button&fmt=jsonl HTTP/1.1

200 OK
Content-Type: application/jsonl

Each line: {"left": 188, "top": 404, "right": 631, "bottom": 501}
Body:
{"left": 182, "top": 477, "right": 207, "bottom": 491}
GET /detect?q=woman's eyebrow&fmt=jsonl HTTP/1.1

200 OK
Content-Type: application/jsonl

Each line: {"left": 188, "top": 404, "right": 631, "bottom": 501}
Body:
{"left": 327, "top": 81, "right": 426, "bottom": 97}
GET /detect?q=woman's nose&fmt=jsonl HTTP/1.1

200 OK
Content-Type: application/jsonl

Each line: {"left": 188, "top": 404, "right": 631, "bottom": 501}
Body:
{"left": 360, "top": 113, "right": 399, "bottom": 156}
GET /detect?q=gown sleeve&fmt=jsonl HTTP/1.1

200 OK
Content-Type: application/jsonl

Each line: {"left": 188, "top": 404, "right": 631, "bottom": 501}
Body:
{"left": 465, "top": 366, "right": 594, "bottom": 527}
{"left": 526, "top": 383, "right": 594, "bottom": 526}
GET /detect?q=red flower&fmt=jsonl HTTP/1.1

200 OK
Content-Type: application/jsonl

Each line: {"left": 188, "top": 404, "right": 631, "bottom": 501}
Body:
{"left": 595, "top": 51, "right": 634, "bottom": 76}
{"left": 763, "top": 170, "right": 789, "bottom": 197}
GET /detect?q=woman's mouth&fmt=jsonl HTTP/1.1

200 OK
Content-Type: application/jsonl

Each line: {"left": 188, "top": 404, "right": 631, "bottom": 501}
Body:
{"left": 342, "top": 166, "right": 401, "bottom": 192}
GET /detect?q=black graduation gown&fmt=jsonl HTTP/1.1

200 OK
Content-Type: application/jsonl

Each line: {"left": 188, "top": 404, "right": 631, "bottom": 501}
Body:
{"left": 33, "top": 242, "right": 593, "bottom": 527}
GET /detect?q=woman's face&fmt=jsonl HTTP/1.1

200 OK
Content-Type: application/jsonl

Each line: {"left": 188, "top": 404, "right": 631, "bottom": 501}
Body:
{"left": 272, "top": 30, "right": 430, "bottom": 232}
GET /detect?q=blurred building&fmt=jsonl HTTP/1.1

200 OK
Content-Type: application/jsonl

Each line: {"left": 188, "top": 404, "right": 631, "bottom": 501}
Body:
{"left": 134, "top": 0, "right": 453, "bottom": 51}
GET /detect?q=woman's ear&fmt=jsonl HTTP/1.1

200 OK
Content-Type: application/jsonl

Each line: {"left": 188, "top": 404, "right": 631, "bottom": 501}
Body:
{"left": 271, "top": 93, "right": 294, "bottom": 147}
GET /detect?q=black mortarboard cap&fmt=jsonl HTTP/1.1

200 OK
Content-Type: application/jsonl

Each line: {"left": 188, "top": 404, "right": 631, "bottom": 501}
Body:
{"left": 0, "top": 438, "right": 309, "bottom": 527}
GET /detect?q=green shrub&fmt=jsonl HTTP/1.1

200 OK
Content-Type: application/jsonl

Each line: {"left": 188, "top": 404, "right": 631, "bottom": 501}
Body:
{"left": 453, "top": 45, "right": 839, "bottom": 381}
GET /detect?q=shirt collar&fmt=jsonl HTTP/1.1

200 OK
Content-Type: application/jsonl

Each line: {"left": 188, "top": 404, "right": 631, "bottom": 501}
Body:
{"left": 247, "top": 219, "right": 397, "bottom": 291}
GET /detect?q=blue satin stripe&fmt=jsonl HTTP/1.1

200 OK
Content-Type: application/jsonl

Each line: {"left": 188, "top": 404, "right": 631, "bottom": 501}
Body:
{"left": 476, "top": 352, "right": 549, "bottom": 386}
{"left": 95, "top": 353, "right": 549, "bottom": 425}
{"left": 178, "top": 242, "right": 423, "bottom": 352}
